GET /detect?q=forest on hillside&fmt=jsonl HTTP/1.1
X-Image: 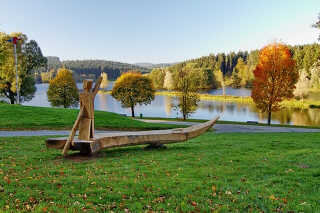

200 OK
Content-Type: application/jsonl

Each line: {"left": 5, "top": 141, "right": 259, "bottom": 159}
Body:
{"left": 35, "top": 57, "right": 150, "bottom": 83}
{"left": 148, "top": 43, "right": 320, "bottom": 91}
{"left": 34, "top": 43, "right": 320, "bottom": 92}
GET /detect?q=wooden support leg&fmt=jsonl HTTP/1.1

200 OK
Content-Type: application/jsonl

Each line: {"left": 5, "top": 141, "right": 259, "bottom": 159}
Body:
{"left": 62, "top": 106, "right": 85, "bottom": 156}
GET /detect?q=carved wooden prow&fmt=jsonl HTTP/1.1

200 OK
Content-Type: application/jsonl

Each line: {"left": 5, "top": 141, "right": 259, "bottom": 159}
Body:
{"left": 62, "top": 76, "right": 102, "bottom": 155}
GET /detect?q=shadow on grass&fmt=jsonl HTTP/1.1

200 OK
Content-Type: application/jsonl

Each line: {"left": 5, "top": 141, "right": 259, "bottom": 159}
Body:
{"left": 58, "top": 143, "right": 192, "bottom": 162}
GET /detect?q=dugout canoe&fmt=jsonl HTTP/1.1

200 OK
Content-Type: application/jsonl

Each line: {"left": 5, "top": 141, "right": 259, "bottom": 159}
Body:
{"left": 46, "top": 115, "right": 219, "bottom": 154}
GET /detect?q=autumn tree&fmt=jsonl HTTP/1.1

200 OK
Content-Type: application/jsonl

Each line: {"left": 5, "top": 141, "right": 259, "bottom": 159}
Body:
{"left": 100, "top": 72, "right": 109, "bottom": 91}
{"left": 251, "top": 42, "right": 298, "bottom": 125}
{"left": 163, "top": 71, "right": 174, "bottom": 92}
{"left": 111, "top": 72, "right": 155, "bottom": 117}
{"left": 293, "top": 69, "right": 311, "bottom": 102}
{"left": 47, "top": 68, "right": 79, "bottom": 108}
{"left": 172, "top": 69, "right": 200, "bottom": 120}
{"left": 0, "top": 32, "right": 47, "bottom": 104}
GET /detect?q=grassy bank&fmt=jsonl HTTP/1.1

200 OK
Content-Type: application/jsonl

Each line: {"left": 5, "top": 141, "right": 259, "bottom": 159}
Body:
{"left": 0, "top": 132, "right": 319, "bottom": 212}
{"left": 156, "top": 91, "right": 320, "bottom": 109}
{"left": 99, "top": 90, "right": 320, "bottom": 108}
{"left": 0, "top": 103, "right": 183, "bottom": 131}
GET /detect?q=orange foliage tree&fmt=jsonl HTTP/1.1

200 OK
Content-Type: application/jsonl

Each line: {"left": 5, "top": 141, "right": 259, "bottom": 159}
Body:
{"left": 111, "top": 71, "right": 155, "bottom": 117}
{"left": 251, "top": 42, "right": 298, "bottom": 125}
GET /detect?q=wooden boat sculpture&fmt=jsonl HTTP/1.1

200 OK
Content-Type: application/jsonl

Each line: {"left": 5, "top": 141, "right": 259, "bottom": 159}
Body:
{"left": 46, "top": 77, "right": 220, "bottom": 155}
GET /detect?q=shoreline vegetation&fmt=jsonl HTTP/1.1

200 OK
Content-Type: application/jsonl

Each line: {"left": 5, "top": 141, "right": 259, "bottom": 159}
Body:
{"left": 99, "top": 90, "right": 320, "bottom": 109}
{"left": 1, "top": 102, "right": 319, "bottom": 131}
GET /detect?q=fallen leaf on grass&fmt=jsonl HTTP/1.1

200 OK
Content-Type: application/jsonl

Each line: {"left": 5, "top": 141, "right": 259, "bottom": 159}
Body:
{"left": 4, "top": 176, "right": 11, "bottom": 184}
{"left": 225, "top": 190, "right": 232, "bottom": 195}
{"left": 269, "top": 195, "right": 275, "bottom": 200}
{"left": 282, "top": 197, "right": 288, "bottom": 204}
{"left": 189, "top": 201, "right": 198, "bottom": 206}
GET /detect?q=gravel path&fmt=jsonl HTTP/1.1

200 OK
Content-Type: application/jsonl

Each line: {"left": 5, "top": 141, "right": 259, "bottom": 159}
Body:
{"left": 0, "top": 120, "right": 319, "bottom": 137}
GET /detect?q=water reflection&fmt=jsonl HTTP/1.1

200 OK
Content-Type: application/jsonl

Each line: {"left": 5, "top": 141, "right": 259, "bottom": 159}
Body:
{"left": 20, "top": 84, "right": 320, "bottom": 127}
{"left": 164, "top": 96, "right": 173, "bottom": 116}
{"left": 97, "top": 94, "right": 108, "bottom": 112}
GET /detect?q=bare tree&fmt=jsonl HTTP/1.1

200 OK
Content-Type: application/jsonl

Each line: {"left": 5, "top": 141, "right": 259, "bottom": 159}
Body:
{"left": 163, "top": 71, "right": 174, "bottom": 92}
{"left": 294, "top": 69, "right": 311, "bottom": 102}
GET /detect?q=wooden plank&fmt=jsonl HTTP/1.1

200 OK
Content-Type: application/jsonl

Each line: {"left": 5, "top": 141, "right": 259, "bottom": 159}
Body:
{"left": 62, "top": 106, "right": 85, "bottom": 156}
{"left": 88, "top": 116, "right": 220, "bottom": 153}
{"left": 46, "top": 137, "right": 68, "bottom": 149}
{"left": 79, "top": 93, "right": 93, "bottom": 118}
{"left": 92, "top": 76, "right": 103, "bottom": 97}
{"left": 78, "top": 118, "right": 92, "bottom": 140}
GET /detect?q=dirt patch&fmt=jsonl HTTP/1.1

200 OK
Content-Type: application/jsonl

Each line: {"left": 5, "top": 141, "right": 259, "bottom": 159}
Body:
{"left": 57, "top": 152, "right": 107, "bottom": 162}
{"left": 295, "top": 163, "right": 311, "bottom": 169}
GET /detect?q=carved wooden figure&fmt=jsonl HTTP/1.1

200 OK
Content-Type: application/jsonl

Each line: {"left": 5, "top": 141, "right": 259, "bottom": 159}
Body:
{"left": 61, "top": 76, "right": 102, "bottom": 155}
{"left": 79, "top": 79, "right": 95, "bottom": 140}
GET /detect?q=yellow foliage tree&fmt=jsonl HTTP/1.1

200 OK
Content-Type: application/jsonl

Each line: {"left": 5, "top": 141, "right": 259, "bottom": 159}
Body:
{"left": 111, "top": 72, "right": 155, "bottom": 117}
{"left": 47, "top": 68, "right": 79, "bottom": 108}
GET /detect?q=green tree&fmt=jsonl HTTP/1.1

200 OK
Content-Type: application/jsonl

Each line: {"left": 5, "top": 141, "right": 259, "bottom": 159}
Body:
{"left": 235, "top": 57, "right": 248, "bottom": 86}
{"left": 310, "top": 60, "right": 320, "bottom": 89}
{"left": 0, "top": 32, "right": 47, "bottom": 104}
{"left": 111, "top": 72, "right": 155, "bottom": 117}
{"left": 172, "top": 69, "right": 200, "bottom": 120}
{"left": 311, "top": 13, "right": 320, "bottom": 41}
{"left": 293, "top": 69, "right": 311, "bottom": 102}
{"left": 47, "top": 68, "right": 79, "bottom": 108}
{"left": 100, "top": 72, "right": 109, "bottom": 91}
{"left": 148, "top": 68, "right": 165, "bottom": 88}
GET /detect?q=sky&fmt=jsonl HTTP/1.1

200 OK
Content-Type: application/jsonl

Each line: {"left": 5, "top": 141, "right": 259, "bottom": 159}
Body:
{"left": 0, "top": 0, "right": 319, "bottom": 64}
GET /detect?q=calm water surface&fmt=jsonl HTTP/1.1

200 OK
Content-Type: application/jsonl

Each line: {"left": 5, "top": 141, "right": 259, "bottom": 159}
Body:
{"left": 22, "top": 83, "right": 320, "bottom": 126}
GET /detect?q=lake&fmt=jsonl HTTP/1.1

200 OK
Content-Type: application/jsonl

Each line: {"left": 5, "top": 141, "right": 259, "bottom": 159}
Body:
{"left": 21, "top": 83, "right": 320, "bottom": 126}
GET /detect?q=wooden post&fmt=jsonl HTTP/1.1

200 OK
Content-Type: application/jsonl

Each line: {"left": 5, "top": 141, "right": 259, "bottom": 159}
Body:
{"left": 62, "top": 106, "right": 85, "bottom": 155}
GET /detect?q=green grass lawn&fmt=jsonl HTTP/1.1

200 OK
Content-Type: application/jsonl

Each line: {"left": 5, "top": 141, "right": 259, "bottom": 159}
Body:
{"left": 1, "top": 132, "right": 319, "bottom": 212}
{"left": 0, "top": 103, "right": 184, "bottom": 131}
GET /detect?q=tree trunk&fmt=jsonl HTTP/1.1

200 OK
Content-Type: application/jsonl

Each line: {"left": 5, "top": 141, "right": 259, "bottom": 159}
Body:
{"left": 267, "top": 111, "right": 271, "bottom": 125}
{"left": 222, "top": 85, "right": 226, "bottom": 98}
{"left": 8, "top": 91, "right": 15, "bottom": 104}
{"left": 131, "top": 106, "right": 135, "bottom": 117}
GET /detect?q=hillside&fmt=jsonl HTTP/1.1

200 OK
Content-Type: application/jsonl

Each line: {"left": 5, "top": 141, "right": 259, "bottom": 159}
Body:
{"left": 36, "top": 57, "right": 151, "bottom": 82}
{"left": 148, "top": 43, "right": 320, "bottom": 89}
{"left": 135, "top": 62, "right": 179, "bottom": 69}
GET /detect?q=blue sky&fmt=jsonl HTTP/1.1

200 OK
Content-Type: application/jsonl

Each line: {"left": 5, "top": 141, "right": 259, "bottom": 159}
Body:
{"left": 1, "top": 0, "right": 319, "bottom": 64}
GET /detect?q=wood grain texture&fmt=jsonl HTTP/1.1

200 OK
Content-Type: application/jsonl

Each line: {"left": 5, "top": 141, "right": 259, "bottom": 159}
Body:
{"left": 61, "top": 106, "right": 85, "bottom": 155}
{"left": 47, "top": 116, "right": 220, "bottom": 154}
